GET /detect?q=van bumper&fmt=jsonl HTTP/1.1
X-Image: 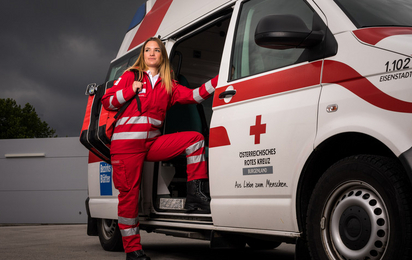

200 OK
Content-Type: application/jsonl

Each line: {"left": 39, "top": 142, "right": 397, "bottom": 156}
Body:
{"left": 85, "top": 197, "right": 98, "bottom": 236}
{"left": 399, "top": 146, "right": 412, "bottom": 186}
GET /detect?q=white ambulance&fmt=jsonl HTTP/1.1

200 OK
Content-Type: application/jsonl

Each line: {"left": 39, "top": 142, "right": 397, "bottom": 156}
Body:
{"left": 81, "top": 0, "right": 412, "bottom": 259}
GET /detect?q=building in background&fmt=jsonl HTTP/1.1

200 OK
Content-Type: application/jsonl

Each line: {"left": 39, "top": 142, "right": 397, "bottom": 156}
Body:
{"left": 0, "top": 137, "right": 88, "bottom": 224}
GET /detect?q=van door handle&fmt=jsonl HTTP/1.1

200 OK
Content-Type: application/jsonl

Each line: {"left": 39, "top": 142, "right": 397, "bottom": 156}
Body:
{"left": 218, "top": 90, "right": 237, "bottom": 99}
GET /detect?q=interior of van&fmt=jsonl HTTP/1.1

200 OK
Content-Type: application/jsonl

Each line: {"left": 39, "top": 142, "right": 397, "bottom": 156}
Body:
{"left": 154, "top": 15, "right": 231, "bottom": 215}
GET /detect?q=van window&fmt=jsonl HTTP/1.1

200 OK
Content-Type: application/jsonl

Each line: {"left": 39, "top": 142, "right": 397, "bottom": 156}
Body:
{"left": 334, "top": 0, "right": 412, "bottom": 28}
{"left": 231, "top": 0, "right": 314, "bottom": 80}
{"left": 108, "top": 61, "right": 129, "bottom": 82}
{"left": 108, "top": 50, "right": 140, "bottom": 81}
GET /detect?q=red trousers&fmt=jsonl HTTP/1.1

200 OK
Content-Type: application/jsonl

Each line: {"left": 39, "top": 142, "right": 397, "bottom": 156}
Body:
{"left": 111, "top": 131, "right": 207, "bottom": 253}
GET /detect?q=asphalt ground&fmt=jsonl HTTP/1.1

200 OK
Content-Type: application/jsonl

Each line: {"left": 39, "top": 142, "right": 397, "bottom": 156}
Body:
{"left": 0, "top": 224, "right": 295, "bottom": 260}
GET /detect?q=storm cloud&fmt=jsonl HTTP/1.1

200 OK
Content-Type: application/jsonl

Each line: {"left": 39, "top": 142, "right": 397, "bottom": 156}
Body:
{"left": 0, "top": 0, "right": 145, "bottom": 137}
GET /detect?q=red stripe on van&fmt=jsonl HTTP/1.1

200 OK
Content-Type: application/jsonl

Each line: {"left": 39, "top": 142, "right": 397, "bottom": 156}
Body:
{"left": 323, "top": 60, "right": 412, "bottom": 113}
{"left": 128, "top": 0, "right": 173, "bottom": 51}
{"left": 213, "top": 61, "right": 322, "bottom": 108}
{"left": 353, "top": 27, "right": 412, "bottom": 46}
{"left": 209, "top": 126, "right": 231, "bottom": 148}
{"left": 214, "top": 60, "right": 412, "bottom": 113}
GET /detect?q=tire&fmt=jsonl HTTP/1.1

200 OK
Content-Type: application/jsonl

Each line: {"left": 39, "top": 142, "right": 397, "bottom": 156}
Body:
{"left": 97, "top": 218, "right": 124, "bottom": 251}
{"left": 306, "top": 155, "right": 412, "bottom": 260}
{"left": 246, "top": 238, "right": 281, "bottom": 250}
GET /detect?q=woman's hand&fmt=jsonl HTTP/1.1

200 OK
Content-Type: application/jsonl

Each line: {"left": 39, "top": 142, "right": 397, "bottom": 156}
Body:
{"left": 133, "top": 81, "right": 143, "bottom": 93}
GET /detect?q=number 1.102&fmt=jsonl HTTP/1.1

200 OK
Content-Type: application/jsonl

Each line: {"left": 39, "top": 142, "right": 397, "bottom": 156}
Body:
{"left": 385, "top": 58, "right": 410, "bottom": 72}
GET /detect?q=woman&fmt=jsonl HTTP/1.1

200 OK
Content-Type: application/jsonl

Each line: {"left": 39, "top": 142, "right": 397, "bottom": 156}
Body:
{"left": 102, "top": 37, "right": 218, "bottom": 260}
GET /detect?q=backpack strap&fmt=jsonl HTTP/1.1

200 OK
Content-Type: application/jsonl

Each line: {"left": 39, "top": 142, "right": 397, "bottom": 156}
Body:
{"left": 114, "top": 70, "right": 142, "bottom": 119}
{"left": 133, "top": 71, "right": 142, "bottom": 113}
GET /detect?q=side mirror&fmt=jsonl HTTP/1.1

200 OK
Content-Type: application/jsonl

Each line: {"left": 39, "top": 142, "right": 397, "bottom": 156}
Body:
{"left": 85, "top": 83, "right": 98, "bottom": 96}
{"left": 255, "top": 14, "right": 323, "bottom": 49}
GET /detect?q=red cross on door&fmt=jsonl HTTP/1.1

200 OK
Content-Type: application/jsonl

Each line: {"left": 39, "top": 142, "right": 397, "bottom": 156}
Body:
{"left": 250, "top": 115, "right": 266, "bottom": 144}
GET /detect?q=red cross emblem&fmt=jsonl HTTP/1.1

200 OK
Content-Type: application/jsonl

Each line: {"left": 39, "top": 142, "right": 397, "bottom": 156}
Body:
{"left": 250, "top": 115, "right": 266, "bottom": 144}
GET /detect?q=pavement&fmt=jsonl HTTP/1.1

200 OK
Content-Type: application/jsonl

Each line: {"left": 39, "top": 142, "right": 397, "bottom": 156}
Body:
{"left": 0, "top": 224, "right": 295, "bottom": 260}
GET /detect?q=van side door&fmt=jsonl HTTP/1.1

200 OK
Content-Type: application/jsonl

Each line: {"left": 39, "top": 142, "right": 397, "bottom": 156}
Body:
{"left": 209, "top": 0, "right": 333, "bottom": 232}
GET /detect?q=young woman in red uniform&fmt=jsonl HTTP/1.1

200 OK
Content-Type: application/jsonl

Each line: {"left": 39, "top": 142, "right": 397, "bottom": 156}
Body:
{"left": 102, "top": 37, "right": 218, "bottom": 260}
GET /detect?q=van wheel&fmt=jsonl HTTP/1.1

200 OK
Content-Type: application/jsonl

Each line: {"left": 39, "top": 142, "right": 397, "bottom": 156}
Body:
{"left": 306, "top": 155, "right": 412, "bottom": 260}
{"left": 97, "top": 219, "right": 124, "bottom": 251}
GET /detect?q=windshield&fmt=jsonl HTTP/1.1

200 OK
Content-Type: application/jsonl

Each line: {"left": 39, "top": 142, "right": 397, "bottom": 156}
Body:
{"left": 334, "top": 0, "right": 412, "bottom": 28}
{"left": 107, "top": 49, "right": 140, "bottom": 82}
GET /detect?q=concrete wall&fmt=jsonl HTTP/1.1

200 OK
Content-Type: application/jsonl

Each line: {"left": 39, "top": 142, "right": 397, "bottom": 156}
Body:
{"left": 0, "top": 137, "right": 89, "bottom": 224}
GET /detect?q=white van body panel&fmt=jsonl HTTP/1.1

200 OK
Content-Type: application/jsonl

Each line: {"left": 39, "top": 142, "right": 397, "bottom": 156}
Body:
{"left": 312, "top": 0, "right": 357, "bottom": 34}
{"left": 316, "top": 30, "right": 412, "bottom": 156}
{"left": 209, "top": 85, "right": 320, "bottom": 231}
{"left": 373, "top": 35, "right": 412, "bottom": 56}
{"left": 87, "top": 162, "right": 119, "bottom": 219}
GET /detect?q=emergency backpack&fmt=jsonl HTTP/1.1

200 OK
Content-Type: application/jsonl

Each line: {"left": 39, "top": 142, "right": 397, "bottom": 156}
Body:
{"left": 80, "top": 71, "right": 140, "bottom": 163}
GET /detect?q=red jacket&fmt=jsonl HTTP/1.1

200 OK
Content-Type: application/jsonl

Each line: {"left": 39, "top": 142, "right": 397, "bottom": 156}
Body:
{"left": 102, "top": 71, "right": 218, "bottom": 154}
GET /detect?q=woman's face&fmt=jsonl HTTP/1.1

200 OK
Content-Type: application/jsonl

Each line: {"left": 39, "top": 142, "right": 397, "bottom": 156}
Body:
{"left": 144, "top": 40, "right": 162, "bottom": 70}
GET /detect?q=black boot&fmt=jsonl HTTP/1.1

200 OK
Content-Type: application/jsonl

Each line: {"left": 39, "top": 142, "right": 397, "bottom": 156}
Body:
{"left": 184, "top": 179, "right": 211, "bottom": 213}
{"left": 126, "top": 250, "right": 151, "bottom": 260}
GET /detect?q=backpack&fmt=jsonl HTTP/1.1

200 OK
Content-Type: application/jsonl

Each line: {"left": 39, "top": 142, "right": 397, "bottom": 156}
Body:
{"left": 80, "top": 71, "right": 141, "bottom": 163}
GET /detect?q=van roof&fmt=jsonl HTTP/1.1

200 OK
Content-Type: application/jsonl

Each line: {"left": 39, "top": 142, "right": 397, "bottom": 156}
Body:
{"left": 115, "top": 0, "right": 233, "bottom": 60}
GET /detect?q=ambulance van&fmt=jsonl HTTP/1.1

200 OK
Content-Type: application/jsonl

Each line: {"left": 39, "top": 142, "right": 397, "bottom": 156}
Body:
{"left": 81, "top": 0, "right": 412, "bottom": 259}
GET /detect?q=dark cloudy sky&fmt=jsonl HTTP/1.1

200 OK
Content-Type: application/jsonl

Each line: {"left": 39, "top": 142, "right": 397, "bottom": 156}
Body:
{"left": 0, "top": 0, "right": 145, "bottom": 137}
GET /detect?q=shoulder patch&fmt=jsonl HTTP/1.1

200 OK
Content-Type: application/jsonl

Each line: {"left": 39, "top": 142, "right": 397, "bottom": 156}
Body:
{"left": 114, "top": 77, "right": 122, "bottom": 86}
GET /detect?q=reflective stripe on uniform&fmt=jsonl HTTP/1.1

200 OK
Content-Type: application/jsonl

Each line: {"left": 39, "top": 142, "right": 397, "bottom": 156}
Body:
{"left": 112, "top": 131, "right": 147, "bottom": 140}
{"left": 127, "top": 116, "right": 148, "bottom": 125}
{"left": 109, "top": 96, "right": 117, "bottom": 110}
{"left": 116, "top": 89, "right": 126, "bottom": 105}
{"left": 116, "top": 116, "right": 163, "bottom": 128}
{"left": 126, "top": 116, "right": 163, "bottom": 127}
{"left": 112, "top": 130, "right": 161, "bottom": 141}
{"left": 118, "top": 216, "right": 139, "bottom": 226}
{"left": 193, "top": 88, "right": 204, "bottom": 103}
{"left": 116, "top": 117, "right": 129, "bottom": 127}
{"left": 186, "top": 140, "right": 204, "bottom": 155}
{"left": 193, "top": 80, "right": 215, "bottom": 103}
{"left": 120, "top": 227, "right": 140, "bottom": 237}
{"left": 148, "top": 117, "right": 163, "bottom": 127}
{"left": 187, "top": 154, "right": 205, "bottom": 165}
{"left": 205, "top": 80, "right": 215, "bottom": 95}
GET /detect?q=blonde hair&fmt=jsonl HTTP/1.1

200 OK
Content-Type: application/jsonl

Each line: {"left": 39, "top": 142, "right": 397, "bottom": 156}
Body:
{"left": 126, "top": 37, "right": 174, "bottom": 94}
